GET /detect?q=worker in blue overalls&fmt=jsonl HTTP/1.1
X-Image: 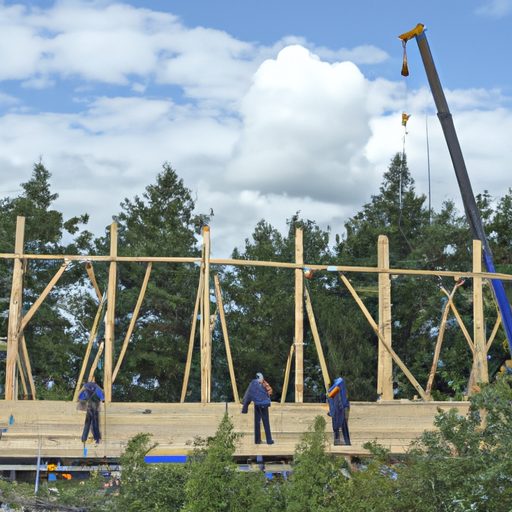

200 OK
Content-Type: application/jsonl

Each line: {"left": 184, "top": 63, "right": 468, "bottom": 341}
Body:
{"left": 241, "top": 372, "right": 274, "bottom": 445}
{"left": 78, "top": 377, "right": 105, "bottom": 444}
{"left": 327, "top": 377, "right": 351, "bottom": 446}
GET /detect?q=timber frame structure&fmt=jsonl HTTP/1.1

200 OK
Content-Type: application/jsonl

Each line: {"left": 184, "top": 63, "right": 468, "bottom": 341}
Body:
{"left": 2, "top": 215, "right": 511, "bottom": 404}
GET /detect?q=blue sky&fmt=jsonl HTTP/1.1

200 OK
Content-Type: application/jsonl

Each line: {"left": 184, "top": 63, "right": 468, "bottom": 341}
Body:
{"left": 1, "top": 0, "right": 511, "bottom": 255}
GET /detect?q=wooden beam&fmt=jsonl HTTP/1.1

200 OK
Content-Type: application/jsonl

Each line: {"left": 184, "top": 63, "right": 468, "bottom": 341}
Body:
{"left": 377, "top": 235, "right": 393, "bottom": 400}
{"left": 181, "top": 273, "right": 204, "bottom": 403}
{"left": 339, "top": 273, "right": 429, "bottom": 401}
{"left": 5, "top": 216, "right": 26, "bottom": 400}
{"left": 304, "top": 287, "right": 330, "bottom": 391}
{"left": 20, "top": 335, "right": 36, "bottom": 399}
{"left": 85, "top": 262, "right": 103, "bottom": 301}
{"left": 88, "top": 341, "right": 104, "bottom": 381}
{"left": 104, "top": 223, "right": 117, "bottom": 402}
{"left": 16, "top": 355, "right": 28, "bottom": 399}
{"left": 73, "top": 297, "right": 106, "bottom": 401}
{"left": 472, "top": 240, "right": 488, "bottom": 386}
{"left": 214, "top": 275, "right": 239, "bottom": 403}
{"left": 19, "top": 261, "right": 69, "bottom": 332}
{"left": 201, "top": 226, "right": 211, "bottom": 403}
{"left": 426, "top": 282, "right": 463, "bottom": 396}
{"left": 439, "top": 288, "right": 475, "bottom": 354}
{"left": 0, "top": 251, "right": 512, "bottom": 283}
{"left": 294, "top": 228, "right": 304, "bottom": 403}
{"left": 112, "top": 263, "right": 152, "bottom": 383}
{"left": 0, "top": 254, "right": 200, "bottom": 264}
{"left": 486, "top": 315, "right": 501, "bottom": 352}
{"left": 281, "top": 343, "right": 295, "bottom": 404}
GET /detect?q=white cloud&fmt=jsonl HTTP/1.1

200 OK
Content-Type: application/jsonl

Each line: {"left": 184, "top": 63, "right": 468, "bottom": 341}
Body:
{"left": 0, "top": 92, "right": 19, "bottom": 107}
{"left": 225, "top": 45, "right": 377, "bottom": 205}
{"left": 1, "top": 1, "right": 512, "bottom": 257}
{"left": 476, "top": 0, "right": 512, "bottom": 17}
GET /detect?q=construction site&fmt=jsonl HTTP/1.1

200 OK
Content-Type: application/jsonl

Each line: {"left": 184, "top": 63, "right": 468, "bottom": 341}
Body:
{"left": 0, "top": 25, "right": 511, "bottom": 507}
{"left": 0, "top": 216, "right": 503, "bottom": 478}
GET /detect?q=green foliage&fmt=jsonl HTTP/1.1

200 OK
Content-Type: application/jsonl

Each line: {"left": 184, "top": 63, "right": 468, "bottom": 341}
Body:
{"left": 118, "top": 432, "right": 187, "bottom": 511}
{"left": 285, "top": 415, "right": 342, "bottom": 512}
{"left": 392, "top": 378, "right": 512, "bottom": 511}
{"left": 329, "top": 461, "right": 399, "bottom": 512}
{"left": 93, "top": 163, "right": 207, "bottom": 402}
{"left": 184, "top": 413, "right": 271, "bottom": 512}
{"left": 0, "top": 162, "right": 92, "bottom": 396}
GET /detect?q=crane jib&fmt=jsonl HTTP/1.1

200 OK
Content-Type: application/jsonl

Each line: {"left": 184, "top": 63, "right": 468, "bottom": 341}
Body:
{"left": 409, "top": 28, "right": 512, "bottom": 357}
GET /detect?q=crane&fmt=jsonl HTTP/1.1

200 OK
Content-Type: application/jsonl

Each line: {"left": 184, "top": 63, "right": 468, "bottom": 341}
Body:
{"left": 398, "top": 23, "right": 512, "bottom": 358}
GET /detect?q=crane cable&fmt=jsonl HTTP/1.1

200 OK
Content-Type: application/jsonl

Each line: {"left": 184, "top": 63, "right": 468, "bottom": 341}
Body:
{"left": 399, "top": 79, "right": 413, "bottom": 252}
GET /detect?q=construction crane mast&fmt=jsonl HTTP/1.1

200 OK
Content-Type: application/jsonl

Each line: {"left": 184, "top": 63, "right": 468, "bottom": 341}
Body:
{"left": 398, "top": 23, "right": 512, "bottom": 357}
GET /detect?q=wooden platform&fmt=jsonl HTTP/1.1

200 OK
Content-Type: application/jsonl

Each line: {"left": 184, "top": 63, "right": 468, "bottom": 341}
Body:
{"left": 0, "top": 400, "right": 470, "bottom": 460}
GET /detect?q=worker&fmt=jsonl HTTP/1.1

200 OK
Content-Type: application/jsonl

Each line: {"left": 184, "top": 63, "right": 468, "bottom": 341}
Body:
{"left": 327, "top": 377, "right": 351, "bottom": 446}
{"left": 78, "top": 377, "right": 105, "bottom": 445}
{"left": 241, "top": 372, "right": 274, "bottom": 445}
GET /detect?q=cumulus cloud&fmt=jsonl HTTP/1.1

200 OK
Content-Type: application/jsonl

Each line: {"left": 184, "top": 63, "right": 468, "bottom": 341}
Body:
{"left": 225, "top": 45, "right": 378, "bottom": 206}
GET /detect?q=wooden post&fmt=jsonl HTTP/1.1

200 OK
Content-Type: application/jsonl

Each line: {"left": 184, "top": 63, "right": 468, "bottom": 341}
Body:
{"left": 16, "top": 355, "right": 28, "bottom": 399}
{"left": 104, "top": 223, "right": 117, "bottom": 402}
{"left": 85, "top": 262, "right": 103, "bottom": 301}
{"left": 214, "top": 275, "right": 239, "bottom": 403}
{"left": 5, "top": 216, "right": 25, "bottom": 400}
{"left": 377, "top": 235, "right": 393, "bottom": 400}
{"left": 294, "top": 227, "right": 304, "bottom": 402}
{"left": 181, "top": 273, "right": 204, "bottom": 402}
{"left": 472, "top": 239, "right": 488, "bottom": 387}
{"left": 281, "top": 343, "right": 295, "bottom": 404}
{"left": 441, "top": 291, "right": 475, "bottom": 354}
{"left": 426, "top": 281, "right": 463, "bottom": 396}
{"left": 19, "top": 261, "right": 69, "bottom": 332}
{"left": 304, "top": 287, "right": 330, "bottom": 391}
{"left": 20, "top": 336, "right": 36, "bottom": 399}
{"left": 339, "top": 273, "right": 429, "bottom": 401}
{"left": 88, "top": 342, "right": 105, "bottom": 381}
{"left": 112, "top": 263, "right": 152, "bottom": 383}
{"left": 201, "top": 226, "right": 211, "bottom": 403}
{"left": 73, "top": 297, "right": 106, "bottom": 401}
{"left": 486, "top": 316, "right": 501, "bottom": 352}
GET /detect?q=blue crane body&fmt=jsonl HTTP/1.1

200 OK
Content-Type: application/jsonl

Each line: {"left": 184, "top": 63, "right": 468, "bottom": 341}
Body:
{"left": 399, "top": 24, "right": 512, "bottom": 357}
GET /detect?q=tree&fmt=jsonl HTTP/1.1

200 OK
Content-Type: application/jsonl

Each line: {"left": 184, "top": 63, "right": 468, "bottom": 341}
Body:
{"left": 118, "top": 432, "right": 187, "bottom": 511}
{"left": 221, "top": 215, "right": 339, "bottom": 402}
{"left": 94, "top": 163, "right": 207, "bottom": 402}
{"left": 0, "top": 162, "right": 92, "bottom": 397}
{"left": 285, "top": 415, "right": 341, "bottom": 512}
{"left": 393, "top": 377, "right": 512, "bottom": 511}
{"left": 184, "top": 413, "right": 271, "bottom": 512}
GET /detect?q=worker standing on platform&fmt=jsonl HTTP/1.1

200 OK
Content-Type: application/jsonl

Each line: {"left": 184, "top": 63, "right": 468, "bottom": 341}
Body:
{"left": 241, "top": 372, "right": 274, "bottom": 445}
{"left": 327, "top": 377, "right": 351, "bottom": 446}
{"left": 78, "top": 377, "right": 105, "bottom": 445}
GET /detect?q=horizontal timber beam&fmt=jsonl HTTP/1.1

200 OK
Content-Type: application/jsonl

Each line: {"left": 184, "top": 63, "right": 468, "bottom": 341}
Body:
{"left": 0, "top": 253, "right": 511, "bottom": 282}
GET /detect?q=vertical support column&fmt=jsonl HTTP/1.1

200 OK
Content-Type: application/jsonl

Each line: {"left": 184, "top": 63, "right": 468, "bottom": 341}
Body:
{"left": 5, "top": 216, "right": 25, "bottom": 400}
{"left": 472, "top": 239, "right": 488, "bottom": 386}
{"left": 377, "top": 235, "right": 393, "bottom": 400}
{"left": 201, "top": 226, "right": 211, "bottom": 403}
{"left": 294, "top": 227, "right": 304, "bottom": 402}
{"left": 104, "top": 222, "right": 117, "bottom": 402}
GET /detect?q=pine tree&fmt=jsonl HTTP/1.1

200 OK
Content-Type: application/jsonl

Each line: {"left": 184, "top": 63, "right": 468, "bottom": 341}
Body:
{"left": 0, "top": 162, "right": 92, "bottom": 397}
{"left": 95, "top": 163, "right": 206, "bottom": 402}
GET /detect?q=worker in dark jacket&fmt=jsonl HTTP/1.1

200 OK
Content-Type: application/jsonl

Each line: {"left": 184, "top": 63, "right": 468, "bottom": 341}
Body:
{"left": 327, "top": 377, "right": 351, "bottom": 446}
{"left": 78, "top": 378, "right": 105, "bottom": 444}
{"left": 241, "top": 372, "right": 274, "bottom": 444}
